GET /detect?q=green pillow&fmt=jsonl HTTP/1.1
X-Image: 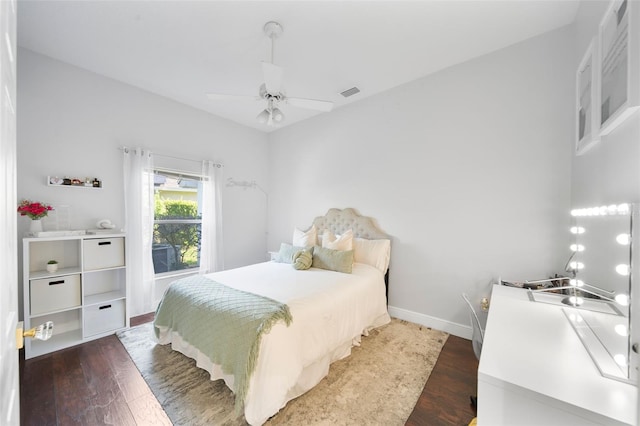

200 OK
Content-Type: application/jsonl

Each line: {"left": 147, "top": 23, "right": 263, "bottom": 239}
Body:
{"left": 275, "top": 243, "right": 313, "bottom": 264}
{"left": 312, "top": 246, "right": 354, "bottom": 274}
{"left": 274, "top": 243, "right": 302, "bottom": 263}
{"left": 292, "top": 250, "right": 313, "bottom": 270}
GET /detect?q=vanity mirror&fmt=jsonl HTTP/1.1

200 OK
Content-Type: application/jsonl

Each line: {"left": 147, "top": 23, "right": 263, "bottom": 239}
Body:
{"left": 565, "top": 203, "right": 635, "bottom": 383}
{"left": 525, "top": 203, "right": 635, "bottom": 383}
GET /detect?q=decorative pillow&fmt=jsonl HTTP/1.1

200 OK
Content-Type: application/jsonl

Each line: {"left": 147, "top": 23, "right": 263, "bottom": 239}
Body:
{"left": 353, "top": 238, "right": 391, "bottom": 273}
{"left": 292, "top": 225, "right": 317, "bottom": 248}
{"left": 292, "top": 249, "right": 313, "bottom": 270}
{"left": 312, "top": 246, "right": 354, "bottom": 274}
{"left": 274, "top": 243, "right": 310, "bottom": 264}
{"left": 321, "top": 229, "right": 354, "bottom": 251}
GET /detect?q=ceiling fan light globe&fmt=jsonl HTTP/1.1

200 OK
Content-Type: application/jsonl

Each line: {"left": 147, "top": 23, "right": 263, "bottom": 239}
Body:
{"left": 256, "top": 109, "right": 270, "bottom": 124}
{"left": 271, "top": 107, "right": 284, "bottom": 122}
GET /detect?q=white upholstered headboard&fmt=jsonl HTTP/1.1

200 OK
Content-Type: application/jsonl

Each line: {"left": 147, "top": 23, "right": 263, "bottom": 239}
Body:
{"left": 311, "top": 208, "right": 390, "bottom": 300}
{"left": 311, "top": 208, "right": 390, "bottom": 240}
{"left": 310, "top": 208, "right": 390, "bottom": 300}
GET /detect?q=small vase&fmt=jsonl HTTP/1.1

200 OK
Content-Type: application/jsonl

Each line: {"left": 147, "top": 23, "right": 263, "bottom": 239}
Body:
{"left": 30, "top": 219, "right": 43, "bottom": 234}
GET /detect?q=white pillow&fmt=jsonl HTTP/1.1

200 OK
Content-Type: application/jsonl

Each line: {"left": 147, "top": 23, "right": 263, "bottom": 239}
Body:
{"left": 353, "top": 237, "right": 391, "bottom": 273}
{"left": 322, "top": 229, "right": 353, "bottom": 251}
{"left": 292, "top": 225, "right": 317, "bottom": 248}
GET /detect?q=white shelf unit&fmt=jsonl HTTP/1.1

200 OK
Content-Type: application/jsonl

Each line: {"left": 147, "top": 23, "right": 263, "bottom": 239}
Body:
{"left": 23, "top": 233, "right": 128, "bottom": 359}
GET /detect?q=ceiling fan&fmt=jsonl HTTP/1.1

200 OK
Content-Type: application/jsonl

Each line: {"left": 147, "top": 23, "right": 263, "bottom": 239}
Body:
{"left": 206, "top": 21, "right": 334, "bottom": 127}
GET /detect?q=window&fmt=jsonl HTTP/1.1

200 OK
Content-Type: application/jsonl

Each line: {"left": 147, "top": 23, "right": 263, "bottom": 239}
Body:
{"left": 152, "top": 170, "right": 203, "bottom": 274}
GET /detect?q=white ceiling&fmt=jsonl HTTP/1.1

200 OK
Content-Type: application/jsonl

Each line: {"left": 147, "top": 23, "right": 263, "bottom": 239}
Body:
{"left": 17, "top": 1, "right": 580, "bottom": 132}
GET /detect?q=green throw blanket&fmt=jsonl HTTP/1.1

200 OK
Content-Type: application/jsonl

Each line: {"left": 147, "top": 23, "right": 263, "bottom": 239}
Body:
{"left": 153, "top": 275, "right": 292, "bottom": 413}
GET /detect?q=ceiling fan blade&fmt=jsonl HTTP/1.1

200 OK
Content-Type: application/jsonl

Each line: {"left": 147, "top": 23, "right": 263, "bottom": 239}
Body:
{"left": 206, "top": 93, "right": 260, "bottom": 101}
{"left": 286, "top": 97, "right": 334, "bottom": 112}
{"left": 262, "top": 62, "right": 284, "bottom": 94}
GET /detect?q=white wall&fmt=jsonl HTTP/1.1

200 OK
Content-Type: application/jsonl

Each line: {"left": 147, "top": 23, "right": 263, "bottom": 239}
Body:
{"left": 267, "top": 26, "right": 575, "bottom": 337}
{"left": 571, "top": 1, "right": 640, "bottom": 207}
{"left": 17, "top": 49, "right": 269, "bottom": 314}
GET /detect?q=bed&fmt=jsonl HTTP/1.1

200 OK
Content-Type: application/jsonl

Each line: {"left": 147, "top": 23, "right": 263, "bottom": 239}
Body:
{"left": 153, "top": 208, "right": 391, "bottom": 425}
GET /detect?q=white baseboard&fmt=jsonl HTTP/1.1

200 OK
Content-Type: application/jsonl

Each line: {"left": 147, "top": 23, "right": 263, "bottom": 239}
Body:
{"left": 387, "top": 305, "right": 472, "bottom": 340}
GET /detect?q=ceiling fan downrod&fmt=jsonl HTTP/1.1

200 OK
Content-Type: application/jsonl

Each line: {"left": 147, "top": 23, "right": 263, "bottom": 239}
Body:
{"left": 263, "top": 21, "right": 283, "bottom": 65}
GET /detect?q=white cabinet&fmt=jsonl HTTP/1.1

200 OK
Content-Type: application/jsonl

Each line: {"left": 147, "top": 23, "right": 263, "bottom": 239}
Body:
{"left": 22, "top": 234, "right": 128, "bottom": 359}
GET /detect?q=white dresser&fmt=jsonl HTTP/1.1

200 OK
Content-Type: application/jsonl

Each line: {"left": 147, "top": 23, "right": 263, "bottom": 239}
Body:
{"left": 22, "top": 233, "right": 128, "bottom": 359}
{"left": 478, "top": 284, "right": 637, "bottom": 426}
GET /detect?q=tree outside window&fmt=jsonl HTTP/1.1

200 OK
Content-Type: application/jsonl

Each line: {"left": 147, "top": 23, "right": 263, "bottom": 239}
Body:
{"left": 153, "top": 171, "right": 202, "bottom": 274}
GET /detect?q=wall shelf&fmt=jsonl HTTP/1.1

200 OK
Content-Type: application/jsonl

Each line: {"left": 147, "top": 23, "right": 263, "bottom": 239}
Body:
{"left": 47, "top": 176, "right": 102, "bottom": 188}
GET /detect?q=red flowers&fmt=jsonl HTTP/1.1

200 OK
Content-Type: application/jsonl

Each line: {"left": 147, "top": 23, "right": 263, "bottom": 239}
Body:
{"left": 17, "top": 200, "right": 53, "bottom": 220}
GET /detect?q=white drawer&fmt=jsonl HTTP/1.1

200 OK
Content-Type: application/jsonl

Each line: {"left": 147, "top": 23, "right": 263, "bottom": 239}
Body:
{"left": 83, "top": 238, "right": 125, "bottom": 271}
{"left": 30, "top": 274, "right": 81, "bottom": 316}
{"left": 84, "top": 299, "right": 126, "bottom": 336}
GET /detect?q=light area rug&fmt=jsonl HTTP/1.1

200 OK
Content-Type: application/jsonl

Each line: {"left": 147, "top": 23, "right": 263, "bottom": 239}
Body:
{"left": 117, "top": 318, "right": 449, "bottom": 426}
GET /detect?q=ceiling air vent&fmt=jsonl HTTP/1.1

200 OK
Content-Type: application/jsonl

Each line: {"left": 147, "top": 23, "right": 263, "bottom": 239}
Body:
{"left": 340, "top": 87, "right": 360, "bottom": 98}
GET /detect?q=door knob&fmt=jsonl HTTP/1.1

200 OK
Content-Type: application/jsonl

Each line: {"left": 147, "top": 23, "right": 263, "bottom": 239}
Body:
{"left": 16, "top": 321, "right": 54, "bottom": 350}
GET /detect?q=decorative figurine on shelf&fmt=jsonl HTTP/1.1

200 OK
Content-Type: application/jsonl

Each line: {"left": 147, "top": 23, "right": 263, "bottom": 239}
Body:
{"left": 96, "top": 219, "right": 116, "bottom": 229}
{"left": 46, "top": 260, "right": 58, "bottom": 273}
{"left": 17, "top": 199, "right": 54, "bottom": 235}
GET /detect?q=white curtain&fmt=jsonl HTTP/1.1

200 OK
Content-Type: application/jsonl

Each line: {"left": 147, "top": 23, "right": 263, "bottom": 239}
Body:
{"left": 199, "top": 160, "right": 224, "bottom": 273}
{"left": 123, "top": 148, "right": 156, "bottom": 316}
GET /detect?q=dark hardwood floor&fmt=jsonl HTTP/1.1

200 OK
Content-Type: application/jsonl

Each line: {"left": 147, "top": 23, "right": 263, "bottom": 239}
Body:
{"left": 20, "top": 314, "right": 477, "bottom": 425}
{"left": 406, "top": 335, "right": 478, "bottom": 426}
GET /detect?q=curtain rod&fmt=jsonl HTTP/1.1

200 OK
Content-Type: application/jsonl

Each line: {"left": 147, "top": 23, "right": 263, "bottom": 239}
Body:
{"left": 119, "top": 146, "right": 223, "bottom": 168}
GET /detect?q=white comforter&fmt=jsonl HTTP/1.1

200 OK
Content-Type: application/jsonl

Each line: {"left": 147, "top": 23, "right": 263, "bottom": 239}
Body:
{"left": 155, "top": 261, "right": 390, "bottom": 425}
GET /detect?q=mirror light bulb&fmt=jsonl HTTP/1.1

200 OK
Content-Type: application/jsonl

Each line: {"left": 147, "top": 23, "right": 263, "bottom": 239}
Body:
{"left": 569, "top": 261, "right": 584, "bottom": 270}
{"left": 569, "top": 279, "right": 584, "bottom": 287}
{"left": 570, "top": 226, "right": 585, "bottom": 234}
{"left": 569, "top": 244, "right": 585, "bottom": 252}
{"left": 567, "top": 296, "right": 584, "bottom": 306}
{"left": 614, "top": 354, "right": 626, "bottom": 367}
{"left": 615, "top": 264, "right": 630, "bottom": 276}
{"left": 614, "top": 324, "right": 628, "bottom": 336}
{"left": 568, "top": 313, "right": 584, "bottom": 322}
{"left": 616, "top": 234, "right": 631, "bottom": 245}
{"left": 614, "top": 294, "right": 629, "bottom": 306}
